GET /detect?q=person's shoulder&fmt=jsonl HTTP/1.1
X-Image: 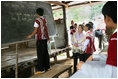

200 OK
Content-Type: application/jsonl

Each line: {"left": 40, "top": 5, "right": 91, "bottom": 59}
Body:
{"left": 73, "top": 31, "right": 77, "bottom": 36}
{"left": 35, "top": 18, "right": 39, "bottom": 22}
{"left": 41, "top": 16, "right": 45, "bottom": 19}
{"left": 86, "top": 31, "right": 92, "bottom": 38}
{"left": 40, "top": 16, "right": 46, "bottom": 20}
{"left": 82, "top": 32, "right": 86, "bottom": 36}
{"left": 111, "top": 32, "right": 117, "bottom": 39}
{"left": 35, "top": 18, "right": 40, "bottom": 21}
{"left": 86, "top": 31, "right": 91, "bottom": 35}
{"left": 113, "top": 31, "right": 117, "bottom": 35}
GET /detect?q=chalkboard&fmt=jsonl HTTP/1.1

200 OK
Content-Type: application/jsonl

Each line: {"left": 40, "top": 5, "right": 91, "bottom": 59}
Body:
{"left": 1, "top": 1, "right": 56, "bottom": 45}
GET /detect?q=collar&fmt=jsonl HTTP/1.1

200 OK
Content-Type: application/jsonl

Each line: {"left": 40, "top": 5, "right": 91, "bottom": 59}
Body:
{"left": 86, "top": 30, "right": 90, "bottom": 32}
{"left": 87, "top": 30, "right": 91, "bottom": 33}
{"left": 40, "top": 16, "right": 44, "bottom": 19}
{"left": 77, "top": 31, "right": 83, "bottom": 35}
{"left": 113, "top": 29, "right": 117, "bottom": 34}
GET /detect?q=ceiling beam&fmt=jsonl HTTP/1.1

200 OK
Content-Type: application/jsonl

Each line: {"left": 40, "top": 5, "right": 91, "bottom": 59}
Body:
{"left": 64, "top": 1, "right": 73, "bottom": 4}
{"left": 43, "top": 1, "right": 68, "bottom": 7}
{"left": 52, "top": 1, "right": 105, "bottom": 12}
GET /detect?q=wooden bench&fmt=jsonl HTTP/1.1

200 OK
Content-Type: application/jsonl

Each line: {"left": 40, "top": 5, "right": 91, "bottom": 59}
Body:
{"left": 31, "top": 64, "right": 72, "bottom": 78}
{"left": 1, "top": 47, "right": 71, "bottom": 78}
{"left": 49, "top": 47, "right": 71, "bottom": 63}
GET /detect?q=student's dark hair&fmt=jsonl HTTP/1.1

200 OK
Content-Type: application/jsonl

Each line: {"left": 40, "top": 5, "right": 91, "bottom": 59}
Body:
{"left": 88, "top": 21, "right": 93, "bottom": 26}
{"left": 102, "top": 1, "right": 117, "bottom": 23}
{"left": 74, "top": 23, "right": 77, "bottom": 26}
{"left": 85, "top": 23, "right": 92, "bottom": 30}
{"left": 71, "top": 20, "right": 74, "bottom": 22}
{"left": 82, "top": 22, "right": 85, "bottom": 24}
{"left": 36, "top": 8, "right": 44, "bottom": 16}
{"left": 79, "top": 24, "right": 84, "bottom": 31}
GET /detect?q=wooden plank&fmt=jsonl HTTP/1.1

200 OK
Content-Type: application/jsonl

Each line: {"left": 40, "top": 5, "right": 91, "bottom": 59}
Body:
{"left": 31, "top": 64, "right": 72, "bottom": 78}
{"left": 51, "top": 1, "right": 72, "bottom": 7}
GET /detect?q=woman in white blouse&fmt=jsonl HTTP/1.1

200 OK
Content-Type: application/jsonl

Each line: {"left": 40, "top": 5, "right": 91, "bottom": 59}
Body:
{"left": 71, "top": 24, "right": 86, "bottom": 73}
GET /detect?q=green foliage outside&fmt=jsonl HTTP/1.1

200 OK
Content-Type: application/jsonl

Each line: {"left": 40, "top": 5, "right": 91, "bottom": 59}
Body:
{"left": 90, "top": 3, "right": 105, "bottom": 19}
{"left": 53, "top": 2, "right": 105, "bottom": 28}
{"left": 53, "top": 11, "right": 63, "bottom": 17}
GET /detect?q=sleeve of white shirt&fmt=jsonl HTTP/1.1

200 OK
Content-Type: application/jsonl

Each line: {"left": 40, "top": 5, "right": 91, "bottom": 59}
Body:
{"left": 82, "top": 39, "right": 90, "bottom": 51}
{"left": 34, "top": 22, "right": 39, "bottom": 27}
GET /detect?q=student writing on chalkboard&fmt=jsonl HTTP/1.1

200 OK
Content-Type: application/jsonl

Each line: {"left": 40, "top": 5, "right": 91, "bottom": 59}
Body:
{"left": 26, "top": 8, "right": 50, "bottom": 74}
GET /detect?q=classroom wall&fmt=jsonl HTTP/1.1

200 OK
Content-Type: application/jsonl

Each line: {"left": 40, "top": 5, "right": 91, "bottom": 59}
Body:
{"left": 52, "top": 19, "right": 66, "bottom": 48}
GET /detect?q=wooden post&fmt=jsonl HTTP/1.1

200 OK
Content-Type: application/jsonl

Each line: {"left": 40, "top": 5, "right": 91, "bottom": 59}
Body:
{"left": 62, "top": 1, "right": 68, "bottom": 47}
{"left": 68, "top": 67, "right": 72, "bottom": 77}
{"left": 15, "top": 44, "right": 18, "bottom": 78}
{"left": 31, "top": 65, "right": 35, "bottom": 75}
{"left": 66, "top": 50, "right": 70, "bottom": 58}
{"left": 54, "top": 55, "right": 57, "bottom": 63}
{"left": 62, "top": 1, "right": 70, "bottom": 58}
